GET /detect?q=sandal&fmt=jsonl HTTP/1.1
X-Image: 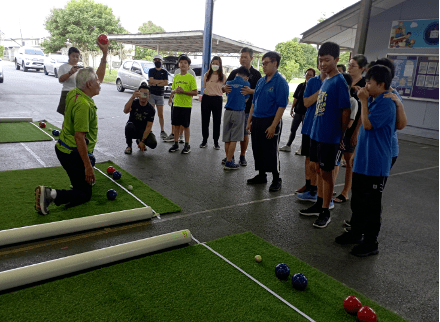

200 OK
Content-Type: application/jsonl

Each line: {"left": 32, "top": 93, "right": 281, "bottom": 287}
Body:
{"left": 333, "top": 194, "right": 349, "bottom": 203}
{"left": 124, "top": 147, "right": 132, "bottom": 154}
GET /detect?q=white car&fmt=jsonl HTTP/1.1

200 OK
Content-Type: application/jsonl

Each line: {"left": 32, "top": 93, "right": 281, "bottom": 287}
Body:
{"left": 44, "top": 54, "right": 69, "bottom": 78}
{"left": 14, "top": 47, "right": 45, "bottom": 72}
{"left": 0, "top": 58, "right": 3, "bottom": 83}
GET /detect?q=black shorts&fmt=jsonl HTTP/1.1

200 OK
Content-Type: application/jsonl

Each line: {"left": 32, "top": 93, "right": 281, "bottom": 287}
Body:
{"left": 301, "top": 134, "right": 311, "bottom": 157}
{"left": 172, "top": 106, "right": 192, "bottom": 128}
{"left": 310, "top": 139, "right": 340, "bottom": 172}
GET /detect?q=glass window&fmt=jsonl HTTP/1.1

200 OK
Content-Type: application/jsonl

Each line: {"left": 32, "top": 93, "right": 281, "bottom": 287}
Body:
{"left": 141, "top": 63, "right": 154, "bottom": 74}
{"left": 25, "top": 49, "right": 44, "bottom": 55}
{"left": 123, "top": 61, "right": 132, "bottom": 70}
{"left": 131, "top": 62, "right": 142, "bottom": 74}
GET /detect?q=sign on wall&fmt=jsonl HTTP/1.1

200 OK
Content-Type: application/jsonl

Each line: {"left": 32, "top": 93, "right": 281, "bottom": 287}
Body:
{"left": 389, "top": 19, "right": 439, "bottom": 49}
{"left": 388, "top": 54, "right": 439, "bottom": 102}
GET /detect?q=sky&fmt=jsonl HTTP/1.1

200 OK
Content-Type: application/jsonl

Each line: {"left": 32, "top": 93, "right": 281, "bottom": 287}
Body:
{"left": 1, "top": 0, "right": 359, "bottom": 51}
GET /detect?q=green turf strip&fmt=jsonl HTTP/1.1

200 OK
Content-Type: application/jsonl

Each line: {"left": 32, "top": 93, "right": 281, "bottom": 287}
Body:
{"left": 0, "top": 161, "right": 180, "bottom": 230}
{"left": 0, "top": 233, "right": 407, "bottom": 322}
{"left": 0, "top": 121, "right": 60, "bottom": 143}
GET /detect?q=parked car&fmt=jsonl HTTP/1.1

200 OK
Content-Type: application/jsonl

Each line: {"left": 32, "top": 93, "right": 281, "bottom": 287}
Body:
{"left": 0, "top": 58, "right": 3, "bottom": 83}
{"left": 190, "top": 64, "right": 203, "bottom": 94}
{"left": 116, "top": 60, "right": 173, "bottom": 97}
{"left": 44, "top": 54, "right": 69, "bottom": 78}
{"left": 14, "top": 47, "right": 45, "bottom": 72}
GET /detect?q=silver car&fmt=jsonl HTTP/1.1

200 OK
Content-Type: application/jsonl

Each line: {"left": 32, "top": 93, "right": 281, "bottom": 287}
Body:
{"left": 44, "top": 54, "right": 69, "bottom": 78}
{"left": 116, "top": 60, "right": 173, "bottom": 97}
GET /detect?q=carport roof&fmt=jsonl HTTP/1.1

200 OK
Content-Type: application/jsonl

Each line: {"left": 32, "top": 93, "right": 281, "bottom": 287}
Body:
{"left": 300, "top": 0, "right": 407, "bottom": 50}
{"left": 107, "top": 31, "right": 271, "bottom": 56}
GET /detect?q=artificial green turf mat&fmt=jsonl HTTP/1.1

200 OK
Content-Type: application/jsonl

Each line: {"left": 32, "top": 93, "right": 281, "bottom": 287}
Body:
{"left": 0, "top": 233, "right": 407, "bottom": 322}
{"left": 0, "top": 161, "right": 180, "bottom": 231}
{"left": 0, "top": 121, "right": 61, "bottom": 143}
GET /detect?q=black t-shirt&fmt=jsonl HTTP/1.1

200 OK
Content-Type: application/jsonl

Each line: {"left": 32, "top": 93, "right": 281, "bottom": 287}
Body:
{"left": 148, "top": 68, "right": 168, "bottom": 96}
{"left": 128, "top": 100, "right": 155, "bottom": 130}
{"left": 227, "top": 66, "right": 262, "bottom": 113}
{"left": 292, "top": 82, "right": 307, "bottom": 115}
{"left": 346, "top": 77, "right": 366, "bottom": 139}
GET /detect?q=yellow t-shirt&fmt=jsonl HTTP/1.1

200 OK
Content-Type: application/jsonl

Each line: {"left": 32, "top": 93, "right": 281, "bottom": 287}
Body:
{"left": 172, "top": 73, "right": 197, "bottom": 108}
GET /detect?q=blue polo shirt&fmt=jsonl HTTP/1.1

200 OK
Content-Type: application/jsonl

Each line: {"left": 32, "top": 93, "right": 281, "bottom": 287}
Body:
{"left": 301, "top": 76, "right": 323, "bottom": 136}
{"left": 224, "top": 76, "right": 250, "bottom": 111}
{"left": 252, "top": 72, "right": 289, "bottom": 118}
{"left": 310, "top": 73, "right": 351, "bottom": 144}
{"left": 391, "top": 89, "right": 402, "bottom": 158}
{"left": 353, "top": 92, "right": 396, "bottom": 177}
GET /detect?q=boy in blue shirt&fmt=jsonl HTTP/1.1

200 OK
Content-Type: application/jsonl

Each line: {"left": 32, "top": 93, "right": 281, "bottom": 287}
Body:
{"left": 300, "top": 42, "right": 351, "bottom": 229}
{"left": 335, "top": 65, "right": 396, "bottom": 257}
{"left": 223, "top": 66, "right": 250, "bottom": 170}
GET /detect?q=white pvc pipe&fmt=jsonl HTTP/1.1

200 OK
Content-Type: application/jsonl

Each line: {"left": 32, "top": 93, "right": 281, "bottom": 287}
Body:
{"left": 0, "top": 207, "right": 153, "bottom": 247}
{"left": 0, "top": 229, "right": 191, "bottom": 292}
{"left": 0, "top": 117, "right": 33, "bottom": 123}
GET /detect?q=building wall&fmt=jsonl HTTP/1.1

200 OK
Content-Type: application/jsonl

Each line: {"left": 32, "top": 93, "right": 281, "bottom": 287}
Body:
{"left": 364, "top": 0, "right": 439, "bottom": 139}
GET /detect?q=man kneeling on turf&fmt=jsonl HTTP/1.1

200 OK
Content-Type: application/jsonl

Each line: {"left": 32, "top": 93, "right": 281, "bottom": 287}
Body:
{"left": 123, "top": 84, "right": 157, "bottom": 154}
{"left": 35, "top": 40, "right": 108, "bottom": 215}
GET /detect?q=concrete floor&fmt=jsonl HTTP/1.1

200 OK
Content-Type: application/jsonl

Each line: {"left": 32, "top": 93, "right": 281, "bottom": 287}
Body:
{"left": 0, "top": 61, "right": 438, "bottom": 321}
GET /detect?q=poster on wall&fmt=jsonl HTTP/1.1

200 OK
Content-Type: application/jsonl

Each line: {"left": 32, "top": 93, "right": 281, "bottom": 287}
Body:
{"left": 387, "top": 54, "right": 439, "bottom": 101}
{"left": 389, "top": 19, "right": 439, "bottom": 49}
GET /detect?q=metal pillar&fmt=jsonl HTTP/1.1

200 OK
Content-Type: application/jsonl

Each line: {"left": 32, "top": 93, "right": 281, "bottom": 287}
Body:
{"left": 201, "top": 0, "right": 214, "bottom": 96}
{"left": 353, "top": 0, "right": 373, "bottom": 55}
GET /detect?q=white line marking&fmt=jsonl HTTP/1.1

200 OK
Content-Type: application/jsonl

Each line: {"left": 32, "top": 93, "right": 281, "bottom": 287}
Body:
{"left": 389, "top": 166, "right": 439, "bottom": 177}
{"left": 29, "top": 122, "right": 55, "bottom": 141}
{"left": 94, "top": 167, "right": 160, "bottom": 218}
{"left": 21, "top": 143, "right": 47, "bottom": 167}
{"left": 191, "top": 235, "right": 316, "bottom": 322}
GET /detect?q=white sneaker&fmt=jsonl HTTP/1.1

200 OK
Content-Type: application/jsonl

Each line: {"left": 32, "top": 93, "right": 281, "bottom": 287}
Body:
{"left": 163, "top": 134, "right": 175, "bottom": 142}
{"left": 279, "top": 145, "right": 291, "bottom": 152}
{"left": 179, "top": 135, "right": 184, "bottom": 143}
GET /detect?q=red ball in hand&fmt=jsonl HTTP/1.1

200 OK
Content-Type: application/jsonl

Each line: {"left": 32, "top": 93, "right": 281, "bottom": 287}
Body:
{"left": 357, "top": 306, "right": 377, "bottom": 322}
{"left": 343, "top": 295, "right": 362, "bottom": 315}
{"left": 98, "top": 34, "right": 108, "bottom": 45}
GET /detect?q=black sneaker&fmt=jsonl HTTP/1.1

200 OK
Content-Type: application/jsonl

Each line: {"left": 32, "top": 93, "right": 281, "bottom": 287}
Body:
{"left": 350, "top": 242, "right": 379, "bottom": 257}
{"left": 182, "top": 144, "right": 191, "bottom": 154}
{"left": 269, "top": 178, "right": 282, "bottom": 192}
{"left": 200, "top": 142, "right": 207, "bottom": 148}
{"left": 299, "top": 203, "right": 322, "bottom": 216}
{"left": 222, "top": 156, "right": 234, "bottom": 164}
{"left": 35, "top": 186, "right": 54, "bottom": 215}
{"left": 313, "top": 211, "right": 331, "bottom": 228}
{"left": 239, "top": 155, "right": 247, "bottom": 166}
{"left": 213, "top": 143, "right": 221, "bottom": 150}
{"left": 169, "top": 144, "right": 179, "bottom": 152}
{"left": 247, "top": 174, "right": 267, "bottom": 184}
{"left": 335, "top": 231, "right": 363, "bottom": 245}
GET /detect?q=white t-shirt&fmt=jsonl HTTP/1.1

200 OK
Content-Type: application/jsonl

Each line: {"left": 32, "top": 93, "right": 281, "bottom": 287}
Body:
{"left": 58, "top": 63, "right": 78, "bottom": 92}
{"left": 350, "top": 96, "right": 358, "bottom": 120}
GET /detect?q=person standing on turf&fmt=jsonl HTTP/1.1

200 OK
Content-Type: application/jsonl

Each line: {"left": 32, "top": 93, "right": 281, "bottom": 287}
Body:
{"left": 148, "top": 54, "right": 169, "bottom": 140}
{"left": 246, "top": 51, "right": 289, "bottom": 192}
{"left": 35, "top": 40, "right": 108, "bottom": 215}
{"left": 224, "top": 47, "right": 262, "bottom": 166}
{"left": 123, "top": 84, "right": 157, "bottom": 154}
{"left": 280, "top": 68, "right": 315, "bottom": 153}
{"left": 200, "top": 56, "right": 226, "bottom": 150}
{"left": 57, "top": 47, "right": 81, "bottom": 117}
{"left": 300, "top": 42, "right": 351, "bottom": 229}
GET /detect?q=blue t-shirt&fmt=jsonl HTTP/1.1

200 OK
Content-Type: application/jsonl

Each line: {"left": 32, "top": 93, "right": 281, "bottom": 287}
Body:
{"left": 224, "top": 76, "right": 250, "bottom": 111}
{"left": 353, "top": 92, "right": 397, "bottom": 177}
{"left": 252, "top": 72, "right": 289, "bottom": 118}
{"left": 301, "top": 76, "right": 323, "bottom": 136}
{"left": 391, "top": 89, "right": 402, "bottom": 157}
{"left": 310, "top": 73, "right": 351, "bottom": 144}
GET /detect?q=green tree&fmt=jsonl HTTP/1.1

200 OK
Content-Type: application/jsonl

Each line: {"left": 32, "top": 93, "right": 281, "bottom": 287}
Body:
{"left": 40, "top": 0, "right": 126, "bottom": 66}
{"left": 275, "top": 39, "right": 305, "bottom": 82}
{"left": 338, "top": 51, "right": 351, "bottom": 68}
{"left": 134, "top": 21, "right": 166, "bottom": 61}
{"left": 0, "top": 45, "right": 4, "bottom": 57}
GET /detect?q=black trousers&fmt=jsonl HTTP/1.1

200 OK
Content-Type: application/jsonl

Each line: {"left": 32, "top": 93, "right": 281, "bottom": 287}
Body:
{"left": 251, "top": 116, "right": 282, "bottom": 173}
{"left": 54, "top": 146, "right": 92, "bottom": 208}
{"left": 201, "top": 94, "right": 223, "bottom": 143}
{"left": 125, "top": 122, "right": 157, "bottom": 149}
{"left": 286, "top": 113, "right": 304, "bottom": 146}
{"left": 350, "top": 172, "right": 386, "bottom": 242}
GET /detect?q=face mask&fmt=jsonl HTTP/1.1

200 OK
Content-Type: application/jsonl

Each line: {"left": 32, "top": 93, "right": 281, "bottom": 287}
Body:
{"left": 211, "top": 65, "right": 219, "bottom": 71}
{"left": 154, "top": 61, "right": 161, "bottom": 68}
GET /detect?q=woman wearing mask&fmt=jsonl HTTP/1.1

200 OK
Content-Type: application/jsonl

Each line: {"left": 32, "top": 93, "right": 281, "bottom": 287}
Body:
{"left": 57, "top": 47, "right": 82, "bottom": 117}
{"left": 200, "top": 56, "right": 226, "bottom": 149}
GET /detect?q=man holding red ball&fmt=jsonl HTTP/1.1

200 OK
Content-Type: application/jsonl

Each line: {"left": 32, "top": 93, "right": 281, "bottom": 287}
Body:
{"left": 35, "top": 36, "right": 108, "bottom": 215}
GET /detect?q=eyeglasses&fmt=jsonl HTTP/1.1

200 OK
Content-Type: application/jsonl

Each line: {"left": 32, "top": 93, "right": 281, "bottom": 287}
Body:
{"left": 348, "top": 63, "right": 359, "bottom": 68}
{"left": 262, "top": 60, "right": 274, "bottom": 66}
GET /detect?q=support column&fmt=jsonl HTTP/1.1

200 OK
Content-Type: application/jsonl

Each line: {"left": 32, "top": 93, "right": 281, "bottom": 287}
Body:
{"left": 201, "top": 0, "right": 214, "bottom": 96}
{"left": 353, "top": 0, "right": 373, "bottom": 55}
